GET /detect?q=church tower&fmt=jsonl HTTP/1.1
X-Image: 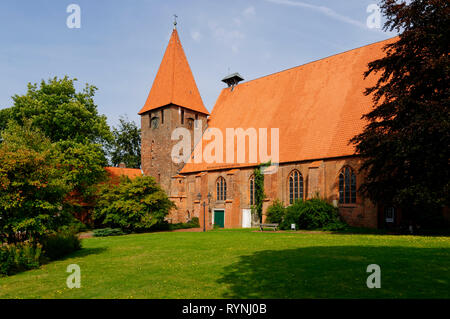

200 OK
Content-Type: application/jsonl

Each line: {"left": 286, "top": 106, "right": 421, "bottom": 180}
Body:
{"left": 138, "top": 27, "right": 209, "bottom": 194}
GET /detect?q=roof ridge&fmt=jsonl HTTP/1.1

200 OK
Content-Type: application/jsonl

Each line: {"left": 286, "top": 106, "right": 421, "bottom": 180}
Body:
{"left": 171, "top": 29, "right": 176, "bottom": 103}
{"left": 234, "top": 36, "right": 397, "bottom": 87}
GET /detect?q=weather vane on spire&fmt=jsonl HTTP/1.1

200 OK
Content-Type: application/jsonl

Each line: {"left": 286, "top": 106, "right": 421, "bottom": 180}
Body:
{"left": 173, "top": 14, "right": 178, "bottom": 29}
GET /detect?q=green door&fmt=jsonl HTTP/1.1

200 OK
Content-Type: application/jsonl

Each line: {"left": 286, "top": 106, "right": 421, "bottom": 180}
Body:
{"left": 214, "top": 210, "right": 225, "bottom": 228}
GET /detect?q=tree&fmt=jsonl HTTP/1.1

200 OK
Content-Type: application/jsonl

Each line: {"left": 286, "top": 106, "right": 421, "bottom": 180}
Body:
{"left": 0, "top": 122, "right": 70, "bottom": 244}
{"left": 108, "top": 116, "right": 141, "bottom": 168}
{"left": 0, "top": 108, "right": 11, "bottom": 140}
{"left": 4, "top": 76, "right": 112, "bottom": 145}
{"left": 53, "top": 140, "right": 108, "bottom": 199}
{"left": 93, "top": 176, "right": 175, "bottom": 232}
{"left": 0, "top": 76, "right": 112, "bottom": 207}
{"left": 351, "top": 0, "right": 449, "bottom": 225}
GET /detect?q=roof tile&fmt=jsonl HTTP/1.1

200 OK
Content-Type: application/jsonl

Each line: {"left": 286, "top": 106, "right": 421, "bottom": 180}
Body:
{"left": 181, "top": 38, "right": 396, "bottom": 173}
{"left": 138, "top": 29, "right": 209, "bottom": 115}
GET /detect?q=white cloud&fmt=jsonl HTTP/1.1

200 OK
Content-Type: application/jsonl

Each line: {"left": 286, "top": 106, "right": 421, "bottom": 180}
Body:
{"left": 209, "top": 21, "right": 245, "bottom": 54}
{"left": 243, "top": 6, "right": 256, "bottom": 18}
{"left": 233, "top": 18, "right": 242, "bottom": 26}
{"left": 265, "top": 0, "right": 368, "bottom": 29}
{"left": 205, "top": 5, "right": 256, "bottom": 54}
{"left": 190, "top": 30, "right": 202, "bottom": 42}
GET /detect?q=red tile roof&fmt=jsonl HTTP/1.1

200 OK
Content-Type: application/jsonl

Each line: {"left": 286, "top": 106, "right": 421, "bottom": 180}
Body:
{"left": 138, "top": 29, "right": 209, "bottom": 115}
{"left": 105, "top": 167, "right": 143, "bottom": 180}
{"left": 181, "top": 38, "right": 396, "bottom": 173}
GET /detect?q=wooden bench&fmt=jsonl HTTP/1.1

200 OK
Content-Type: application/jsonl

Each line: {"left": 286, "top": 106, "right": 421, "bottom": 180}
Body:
{"left": 258, "top": 223, "right": 279, "bottom": 231}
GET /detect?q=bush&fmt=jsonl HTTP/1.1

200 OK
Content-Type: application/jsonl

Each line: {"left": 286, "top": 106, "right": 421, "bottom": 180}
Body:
{"left": 280, "top": 198, "right": 347, "bottom": 230}
{"left": 0, "top": 244, "right": 41, "bottom": 276}
{"left": 190, "top": 217, "right": 200, "bottom": 227}
{"left": 93, "top": 228, "right": 125, "bottom": 237}
{"left": 266, "top": 200, "right": 286, "bottom": 224}
{"left": 41, "top": 230, "right": 82, "bottom": 260}
{"left": 94, "top": 176, "right": 175, "bottom": 232}
{"left": 67, "top": 218, "right": 88, "bottom": 234}
{"left": 169, "top": 217, "right": 201, "bottom": 231}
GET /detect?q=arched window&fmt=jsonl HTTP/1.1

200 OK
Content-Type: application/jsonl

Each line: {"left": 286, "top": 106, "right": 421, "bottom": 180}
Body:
{"left": 150, "top": 117, "right": 159, "bottom": 129}
{"left": 339, "top": 167, "right": 356, "bottom": 204}
{"left": 288, "top": 170, "right": 303, "bottom": 204}
{"left": 216, "top": 177, "right": 227, "bottom": 201}
{"left": 249, "top": 175, "right": 255, "bottom": 205}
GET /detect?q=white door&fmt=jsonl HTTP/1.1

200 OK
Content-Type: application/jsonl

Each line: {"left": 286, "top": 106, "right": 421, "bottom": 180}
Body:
{"left": 242, "top": 209, "right": 252, "bottom": 228}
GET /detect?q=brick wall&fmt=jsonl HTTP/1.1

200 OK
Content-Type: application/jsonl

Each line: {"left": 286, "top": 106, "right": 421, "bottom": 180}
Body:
{"left": 166, "top": 157, "right": 379, "bottom": 229}
{"left": 141, "top": 105, "right": 207, "bottom": 194}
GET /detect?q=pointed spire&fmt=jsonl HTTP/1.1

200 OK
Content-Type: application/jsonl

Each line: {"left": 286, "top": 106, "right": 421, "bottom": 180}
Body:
{"left": 173, "top": 14, "right": 178, "bottom": 29}
{"left": 138, "top": 29, "right": 209, "bottom": 115}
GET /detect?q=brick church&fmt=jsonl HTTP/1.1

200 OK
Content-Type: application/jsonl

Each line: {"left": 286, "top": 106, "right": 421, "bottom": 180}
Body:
{"left": 138, "top": 26, "right": 397, "bottom": 230}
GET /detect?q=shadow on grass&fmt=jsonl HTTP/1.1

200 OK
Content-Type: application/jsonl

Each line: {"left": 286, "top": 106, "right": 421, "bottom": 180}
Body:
{"left": 52, "top": 247, "right": 108, "bottom": 262}
{"left": 331, "top": 227, "right": 450, "bottom": 237}
{"left": 217, "top": 246, "right": 450, "bottom": 299}
{"left": 331, "top": 227, "right": 390, "bottom": 235}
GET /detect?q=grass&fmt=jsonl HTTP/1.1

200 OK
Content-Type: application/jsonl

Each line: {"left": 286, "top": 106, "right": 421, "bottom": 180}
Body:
{"left": 0, "top": 229, "right": 449, "bottom": 299}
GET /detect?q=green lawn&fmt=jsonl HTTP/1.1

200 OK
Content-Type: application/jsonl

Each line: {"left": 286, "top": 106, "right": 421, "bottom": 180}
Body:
{"left": 0, "top": 229, "right": 449, "bottom": 299}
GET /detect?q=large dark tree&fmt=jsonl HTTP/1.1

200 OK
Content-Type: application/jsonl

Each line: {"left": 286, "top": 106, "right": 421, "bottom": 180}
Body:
{"left": 351, "top": 0, "right": 449, "bottom": 225}
{"left": 108, "top": 116, "right": 141, "bottom": 169}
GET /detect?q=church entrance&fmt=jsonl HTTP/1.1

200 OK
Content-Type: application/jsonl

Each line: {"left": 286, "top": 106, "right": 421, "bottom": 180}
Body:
{"left": 213, "top": 210, "right": 225, "bottom": 228}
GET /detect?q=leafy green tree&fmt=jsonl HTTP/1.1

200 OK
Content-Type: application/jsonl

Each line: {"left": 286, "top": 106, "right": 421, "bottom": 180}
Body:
{"left": 0, "top": 108, "right": 11, "bottom": 140}
{"left": 0, "top": 122, "right": 70, "bottom": 244}
{"left": 108, "top": 116, "right": 141, "bottom": 168}
{"left": 0, "top": 76, "right": 112, "bottom": 206}
{"left": 351, "top": 0, "right": 449, "bottom": 224}
{"left": 4, "top": 76, "right": 112, "bottom": 145}
{"left": 53, "top": 140, "right": 108, "bottom": 199}
{"left": 94, "top": 176, "right": 175, "bottom": 232}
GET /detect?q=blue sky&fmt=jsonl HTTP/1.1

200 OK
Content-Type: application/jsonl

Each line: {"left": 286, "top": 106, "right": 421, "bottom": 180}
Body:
{"left": 0, "top": 0, "right": 396, "bottom": 128}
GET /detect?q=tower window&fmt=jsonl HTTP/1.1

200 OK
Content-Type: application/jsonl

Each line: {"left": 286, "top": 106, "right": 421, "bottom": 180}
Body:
{"left": 151, "top": 117, "right": 159, "bottom": 129}
{"left": 161, "top": 110, "right": 164, "bottom": 124}
{"left": 181, "top": 109, "right": 184, "bottom": 124}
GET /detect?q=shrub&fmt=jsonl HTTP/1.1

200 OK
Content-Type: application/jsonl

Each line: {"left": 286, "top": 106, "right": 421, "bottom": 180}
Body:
{"left": 169, "top": 218, "right": 201, "bottom": 231}
{"left": 93, "top": 228, "right": 125, "bottom": 237}
{"left": 321, "top": 219, "right": 348, "bottom": 231}
{"left": 266, "top": 200, "right": 286, "bottom": 224}
{"left": 94, "top": 176, "right": 175, "bottom": 232}
{"left": 41, "top": 230, "right": 82, "bottom": 260}
{"left": 189, "top": 217, "right": 200, "bottom": 227}
{"left": 68, "top": 218, "right": 88, "bottom": 233}
{"left": 0, "top": 244, "right": 41, "bottom": 276}
{"left": 280, "top": 198, "right": 346, "bottom": 230}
